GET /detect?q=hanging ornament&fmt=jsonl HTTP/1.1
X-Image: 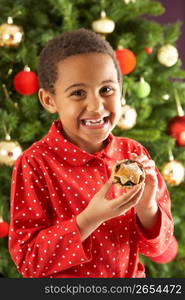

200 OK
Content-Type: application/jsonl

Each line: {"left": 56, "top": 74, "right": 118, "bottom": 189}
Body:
{"left": 0, "top": 217, "right": 9, "bottom": 238}
{"left": 161, "top": 148, "right": 184, "bottom": 186}
{"left": 134, "top": 77, "right": 151, "bottom": 98}
{"left": 161, "top": 160, "right": 184, "bottom": 186}
{"left": 117, "top": 104, "right": 137, "bottom": 130}
{"left": 92, "top": 11, "right": 115, "bottom": 38}
{"left": 0, "top": 17, "right": 23, "bottom": 47}
{"left": 13, "top": 65, "right": 39, "bottom": 95}
{"left": 168, "top": 116, "right": 185, "bottom": 147}
{"left": 144, "top": 47, "right": 153, "bottom": 55}
{"left": 0, "top": 133, "right": 22, "bottom": 167}
{"left": 124, "top": 0, "right": 136, "bottom": 4}
{"left": 115, "top": 47, "right": 136, "bottom": 75}
{"left": 167, "top": 90, "right": 185, "bottom": 147}
{"left": 157, "top": 44, "right": 178, "bottom": 67}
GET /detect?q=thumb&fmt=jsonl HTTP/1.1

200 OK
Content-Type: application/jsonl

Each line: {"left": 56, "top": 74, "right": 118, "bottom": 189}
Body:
{"left": 98, "top": 177, "right": 113, "bottom": 197}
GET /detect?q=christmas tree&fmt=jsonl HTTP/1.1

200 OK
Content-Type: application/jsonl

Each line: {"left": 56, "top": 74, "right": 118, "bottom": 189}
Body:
{"left": 0, "top": 0, "right": 185, "bottom": 278}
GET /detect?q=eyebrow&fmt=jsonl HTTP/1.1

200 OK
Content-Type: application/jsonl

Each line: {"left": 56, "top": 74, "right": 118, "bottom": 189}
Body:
{"left": 64, "top": 80, "right": 117, "bottom": 93}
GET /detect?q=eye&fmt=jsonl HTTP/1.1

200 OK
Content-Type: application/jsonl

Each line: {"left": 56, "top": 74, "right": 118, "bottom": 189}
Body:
{"left": 70, "top": 89, "right": 86, "bottom": 97}
{"left": 100, "top": 86, "right": 114, "bottom": 96}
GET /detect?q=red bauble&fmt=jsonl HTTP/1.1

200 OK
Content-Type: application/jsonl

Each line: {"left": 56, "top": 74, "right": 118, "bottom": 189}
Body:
{"left": 167, "top": 115, "right": 185, "bottom": 147}
{"left": 13, "top": 69, "right": 39, "bottom": 95}
{"left": 0, "top": 221, "right": 9, "bottom": 238}
{"left": 115, "top": 48, "right": 136, "bottom": 75}
{"left": 144, "top": 47, "right": 153, "bottom": 54}
{"left": 148, "top": 236, "right": 178, "bottom": 264}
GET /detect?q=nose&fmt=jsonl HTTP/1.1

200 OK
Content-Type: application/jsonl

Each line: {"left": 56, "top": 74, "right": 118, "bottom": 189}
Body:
{"left": 86, "top": 94, "right": 104, "bottom": 112}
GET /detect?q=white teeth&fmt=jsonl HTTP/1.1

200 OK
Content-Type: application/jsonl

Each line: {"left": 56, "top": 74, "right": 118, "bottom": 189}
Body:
{"left": 83, "top": 119, "right": 104, "bottom": 126}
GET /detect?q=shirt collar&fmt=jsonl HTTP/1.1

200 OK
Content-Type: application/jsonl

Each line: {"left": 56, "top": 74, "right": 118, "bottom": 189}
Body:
{"left": 44, "top": 119, "right": 118, "bottom": 166}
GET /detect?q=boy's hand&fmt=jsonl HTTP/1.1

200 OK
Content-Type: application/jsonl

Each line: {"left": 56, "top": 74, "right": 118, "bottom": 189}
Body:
{"left": 130, "top": 153, "right": 158, "bottom": 212}
{"left": 129, "top": 153, "right": 160, "bottom": 234}
{"left": 77, "top": 177, "right": 145, "bottom": 241}
{"left": 85, "top": 178, "right": 145, "bottom": 224}
{"left": 130, "top": 153, "right": 157, "bottom": 187}
{"left": 77, "top": 154, "right": 159, "bottom": 242}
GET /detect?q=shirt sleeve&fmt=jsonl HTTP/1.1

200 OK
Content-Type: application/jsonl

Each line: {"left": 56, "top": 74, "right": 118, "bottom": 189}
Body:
{"left": 132, "top": 142, "right": 174, "bottom": 257}
{"left": 9, "top": 154, "right": 92, "bottom": 278}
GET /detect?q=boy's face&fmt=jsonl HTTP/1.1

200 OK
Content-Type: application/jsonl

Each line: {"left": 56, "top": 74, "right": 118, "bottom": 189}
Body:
{"left": 39, "top": 53, "right": 122, "bottom": 154}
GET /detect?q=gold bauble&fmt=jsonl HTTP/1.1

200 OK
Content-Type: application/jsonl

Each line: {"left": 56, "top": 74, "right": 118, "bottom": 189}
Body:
{"left": 0, "top": 139, "right": 22, "bottom": 166}
{"left": 0, "top": 17, "right": 23, "bottom": 47}
{"left": 92, "top": 11, "right": 115, "bottom": 37}
{"left": 157, "top": 44, "right": 178, "bottom": 67}
{"left": 161, "top": 160, "right": 185, "bottom": 186}
{"left": 117, "top": 104, "right": 137, "bottom": 130}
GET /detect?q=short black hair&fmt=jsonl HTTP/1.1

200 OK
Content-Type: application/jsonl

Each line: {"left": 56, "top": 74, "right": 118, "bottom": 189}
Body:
{"left": 38, "top": 28, "right": 121, "bottom": 94}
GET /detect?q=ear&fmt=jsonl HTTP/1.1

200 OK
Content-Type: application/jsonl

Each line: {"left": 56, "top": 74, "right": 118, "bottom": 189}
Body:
{"left": 38, "top": 88, "right": 57, "bottom": 114}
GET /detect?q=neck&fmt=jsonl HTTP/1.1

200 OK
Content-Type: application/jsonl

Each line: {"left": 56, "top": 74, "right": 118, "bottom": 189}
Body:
{"left": 61, "top": 128, "right": 108, "bottom": 154}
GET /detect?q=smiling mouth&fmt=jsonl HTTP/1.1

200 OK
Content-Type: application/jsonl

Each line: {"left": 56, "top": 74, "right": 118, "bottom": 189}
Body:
{"left": 80, "top": 116, "right": 109, "bottom": 128}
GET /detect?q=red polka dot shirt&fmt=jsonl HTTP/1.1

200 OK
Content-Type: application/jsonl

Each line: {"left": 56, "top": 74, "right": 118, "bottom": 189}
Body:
{"left": 9, "top": 119, "right": 174, "bottom": 278}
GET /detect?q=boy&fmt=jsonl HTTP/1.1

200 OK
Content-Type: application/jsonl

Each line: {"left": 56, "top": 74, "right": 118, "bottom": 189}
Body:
{"left": 9, "top": 28, "right": 174, "bottom": 278}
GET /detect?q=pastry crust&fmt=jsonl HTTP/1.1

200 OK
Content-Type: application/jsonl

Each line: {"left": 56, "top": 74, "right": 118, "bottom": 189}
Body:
{"left": 112, "top": 159, "right": 145, "bottom": 188}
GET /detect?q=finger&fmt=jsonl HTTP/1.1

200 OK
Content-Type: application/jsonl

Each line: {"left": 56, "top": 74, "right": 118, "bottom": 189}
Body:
{"left": 145, "top": 168, "right": 157, "bottom": 177}
{"left": 124, "top": 183, "right": 145, "bottom": 205}
{"left": 117, "top": 184, "right": 145, "bottom": 214}
{"left": 131, "top": 153, "right": 155, "bottom": 168}
{"left": 117, "top": 200, "right": 136, "bottom": 215}
{"left": 145, "top": 169, "right": 158, "bottom": 181}
{"left": 113, "top": 184, "right": 143, "bottom": 208}
{"left": 97, "top": 178, "right": 113, "bottom": 196}
{"left": 130, "top": 153, "right": 145, "bottom": 161}
{"left": 145, "top": 167, "right": 156, "bottom": 173}
{"left": 141, "top": 160, "right": 155, "bottom": 169}
{"left": 130, "top": 153, "right": 138, "bottom": 159}
{"left": 144, "top": 169, "right": 158, "bottom": 186}
{"left": 130, "top": 153, "right": 149, "bottom": 163}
